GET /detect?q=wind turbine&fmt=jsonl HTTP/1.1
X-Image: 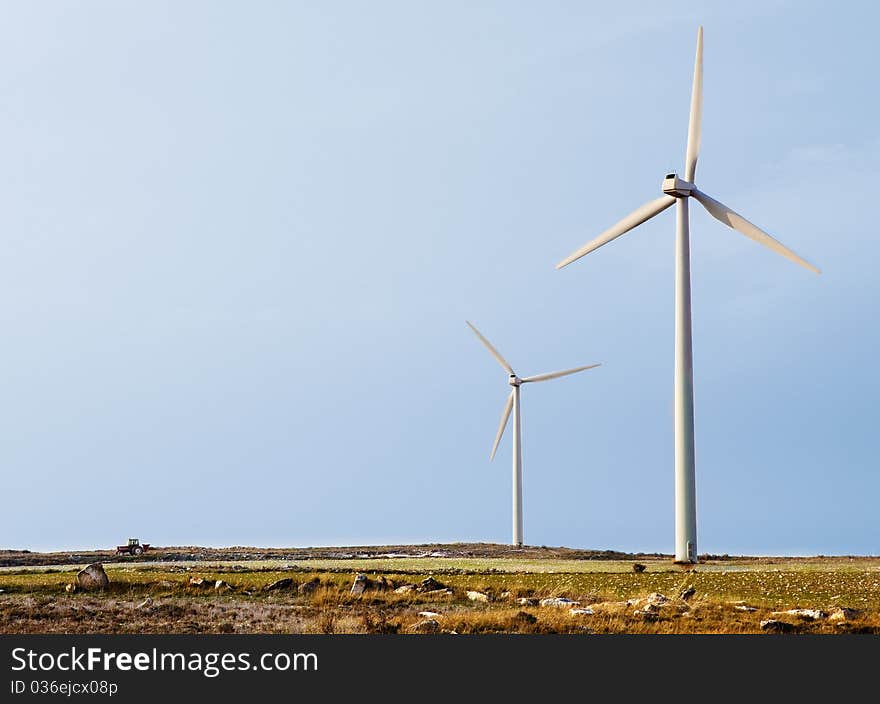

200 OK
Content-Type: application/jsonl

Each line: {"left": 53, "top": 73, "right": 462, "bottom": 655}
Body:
{"left": 556, "top": 27, "right": 819, "bottom": 563}
{"left": 466, "top": 321, "right": 600, "bottom": 547}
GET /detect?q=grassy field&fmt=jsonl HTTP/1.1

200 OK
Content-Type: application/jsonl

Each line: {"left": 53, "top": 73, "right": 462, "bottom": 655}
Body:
{"left": 2, "top": 552, "right": 878, "bottom": 634}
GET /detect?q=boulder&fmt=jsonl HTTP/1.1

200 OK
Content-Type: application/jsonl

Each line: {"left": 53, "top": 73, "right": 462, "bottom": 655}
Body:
{"left": 517, "top": 597, "right": 539, "bottom": 607}
{"left": 264, "top": 578, "right": 294, "bottom": 592}
{"left": 298, "top": 578, "right": 320, "bottom": 595}
{"left": 632, "top": 563, "right": 646, "bottom": 573}
{"left": 466, "top": 591, "right": 490, "bottom": 603}
{"left": 418, "top": 611, "right": 441, "bottom": 618}
{"left": 771, "top": 609, "right": 826, "bottom": 621}
{"left": 570, "top": 608, "right": 595, "bottom": 616}
{"left": 350, "top": 574, "right": 370, "bottom": 596}
{"left": 828, "top": 607, "right": 859, "bottom": 623}
{"left": 215, "top": 580, "right": 233, "bottom": 593}
{"left": 760, "top": 619, "right": 794, "bottom": 633}
{"left": 136, "top": 597, "right": 153, "bottom": 609}
{"left": 374, "top": 576, "right": 391, "bottom": 591}
{"left": 679, "top": 586, "right": 696, "bottom": 601}
{"left": 417, "top": 577, "right": 445, "bottom": 593}
{"left": 76, "top": 563, "right": 109, "bottom": 591}
{"left": 393, "top": 584, "right": 416, "bottom": 594}
{"left": 422, "top": 588, "right": 454, "bottom": 598}
{"left": 645, "top": 592, "right": 670, "bottom": 607}
{"left": 540, "top": 597, "right": 580, "bottom": 608}
{"left": 735, "top": 605, "right": 757, "bottom": 612}
{"left": 409, "top": 619, "right": 441, "bottom": 634}
{"left": 188, "top": 577, "right": 207, "bottom": 587}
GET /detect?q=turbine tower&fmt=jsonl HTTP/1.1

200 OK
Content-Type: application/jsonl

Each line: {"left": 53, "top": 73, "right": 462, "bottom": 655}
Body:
{"left": 556, "top": 27, "right": 819, "bottom": 563}
{"left": 467, "top": 321, "right": 600, "bottom": 547}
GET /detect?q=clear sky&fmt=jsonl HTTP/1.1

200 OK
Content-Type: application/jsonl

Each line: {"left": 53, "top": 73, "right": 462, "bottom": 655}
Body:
{"left": 1, "top": 1, "right": 877, "bottom": 555}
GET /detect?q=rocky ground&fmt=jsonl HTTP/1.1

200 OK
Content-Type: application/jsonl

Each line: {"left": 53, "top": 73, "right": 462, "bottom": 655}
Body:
{"left": 1, "top": 546, "right": 878, "bottom": 634}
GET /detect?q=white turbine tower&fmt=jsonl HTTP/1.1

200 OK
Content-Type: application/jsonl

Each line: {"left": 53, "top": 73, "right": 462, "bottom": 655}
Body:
{"left": 556, "top": 27, "right": 819, "bottom": 563}
{"left": 467, "top": 321, "right": 600, "bottom": 547}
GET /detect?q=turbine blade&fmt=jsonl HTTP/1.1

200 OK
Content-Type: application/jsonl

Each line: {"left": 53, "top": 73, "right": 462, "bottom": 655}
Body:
{"left": 466, "top": 321, "right": 514, "bottom": 374}
{"left": 556, "top": 195, "right": 676, "bottom": 269}
{"left": 684, "top": 26, "right": 703, "bottom": 182}
{"left": 692, "top": 188, "right": 820, "bottom": 274}
{"left": 490, "top": 390, "right": 515, "bottom": 461}
{"left": 521, "top": 363, "right": 601, "bottom": 384}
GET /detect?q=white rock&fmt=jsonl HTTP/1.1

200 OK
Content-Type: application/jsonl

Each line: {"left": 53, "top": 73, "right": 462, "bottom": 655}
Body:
{"left": 828, "top": 607, "right": 859, "bottom": 622}
{"left": 735, "top": 605, "right": 757, "bottom": 612}
{"left": 645, "top": 592, "right": 670, "bottom": 607}
{"left": 517, "top": 597, "right": 539, "bottom": 606}
{"left": 771, "top": 609, "right": 826, "bottom": 621}
{"left": 466, "top": 591, "right": 490, "bottom": 603}
{"left": 418, "top": 611, "right": 441, "bottom": 618}
{"left": 540, "top": 597, "right": 580, "bottom": 608}
{"left": 570, "top": 608, "right": 594, "bottom": 616}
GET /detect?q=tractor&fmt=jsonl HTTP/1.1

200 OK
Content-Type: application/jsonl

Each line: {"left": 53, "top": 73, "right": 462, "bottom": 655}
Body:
{"left": 115, "top": 538, "right": 151, "bottom": 556}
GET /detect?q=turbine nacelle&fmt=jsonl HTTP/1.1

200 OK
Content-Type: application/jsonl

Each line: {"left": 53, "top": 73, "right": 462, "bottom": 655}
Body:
{"left": 508, "top": 374, "right": 522, "bottom": 387}
{"left": 662, "top": 173, "right": 694, "bottom": 198}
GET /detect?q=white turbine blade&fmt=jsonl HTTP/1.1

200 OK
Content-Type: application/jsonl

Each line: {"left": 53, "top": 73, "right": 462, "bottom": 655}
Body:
{"left": 556, "top": 195, "right": 676, "bottom": 269}
{"left": 490, "top": 390, "right": 514, "bottom": 461}
{"left": 466, "top": 321, "right": 514, "bottom": 374}
{"left": 684, "top": 26, "right": 703, "bottom": 182}
{"left": 521, "top": 363, "right": 601, "bottom": 384}
{"left": 692, "top": 188, "right": 820, "bottom": 274}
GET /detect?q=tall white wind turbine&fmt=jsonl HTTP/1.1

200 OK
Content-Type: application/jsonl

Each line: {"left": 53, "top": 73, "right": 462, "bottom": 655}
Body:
{"left": 556, "top": 27, "right": 819, "bottom": 563}
{"left": 467, "top": 321, "right": 600, "bottom": 547}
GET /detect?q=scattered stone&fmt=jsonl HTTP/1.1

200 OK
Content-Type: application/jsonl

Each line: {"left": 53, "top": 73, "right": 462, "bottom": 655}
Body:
{"left": 350, "top": 574, "right": 370, "bottom": 596}
{"left": 65, "top": 583, "right": 77, "bottom": 593}
{"left": 735, "top": 605, "right": 757, "bottom": 612}
{"left": 570, "top": 608, "right": 595, "bottom": 616}
{"left": 632, "top": 563, "right": 646, "bottom": 573}
{"left": 500, "top": 591, "right": 511, "bottom": 599}
{"left": 298, "top": 578, "right": 320, "bottom": 595}
{"left": 645, "top": 593, "right": 670, "bottom": 607}
{"left": 540, "top": 597, "right": 580, "bottom": 608}
{"left": 679, "top": 586, "right": 696, "bottom": 601}
{"left": 214, "top": 580, "right": 232, "bottom": 592}
{"left": 633, "top": 609, "right": 659, "bottom": 621}
{"left": 76, "top": 563, "right": 109, "bottom": 591}
{"left": 409, "top": 619, "right": 441, "bottom": 634}
{"left": 136, "top": 597, "right": 153, "bottom": 609}
{"left": 466, "top": 590, "right": 490, "bottom": 603}
{"left": 828, "top": 607, "right": 859, "bottom": 623}
{"left": 761, "top": 619, "right": 794, "bottom": 633}
{"left": 188, "top": 577, "right": 206, "bottom": 587}
{"left": 418, "top": 611, "right": 441, "bottom": 618}
{"left": 771, "top": 609, "right": 826, "bottom": 621}
{"left": 513, "top": 611, "right": 538, "bottom": 625}
{"left": 264, "top": 578, "right": 294, "bottom": 592}
{"left": 626, "top": 598, "right": 642, "bottom": 607}
{"left": 393, "top": 584, "right": 416, "bottom": 594}
{"left": 417, "top": 577, "right": 445, "bottom": 592}
{"left": 517, "top": 597, "right": 539, "bottom": 606}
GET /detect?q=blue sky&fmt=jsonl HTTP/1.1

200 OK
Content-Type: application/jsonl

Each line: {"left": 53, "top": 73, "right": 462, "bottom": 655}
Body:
{"left": 0, "top": 1, "right": 877, "bottom": 555}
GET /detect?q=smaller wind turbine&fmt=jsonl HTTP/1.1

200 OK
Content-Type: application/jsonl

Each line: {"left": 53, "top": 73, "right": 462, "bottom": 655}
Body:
{"left": 466, "top": 321, "right": 600, "bottom": 547}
